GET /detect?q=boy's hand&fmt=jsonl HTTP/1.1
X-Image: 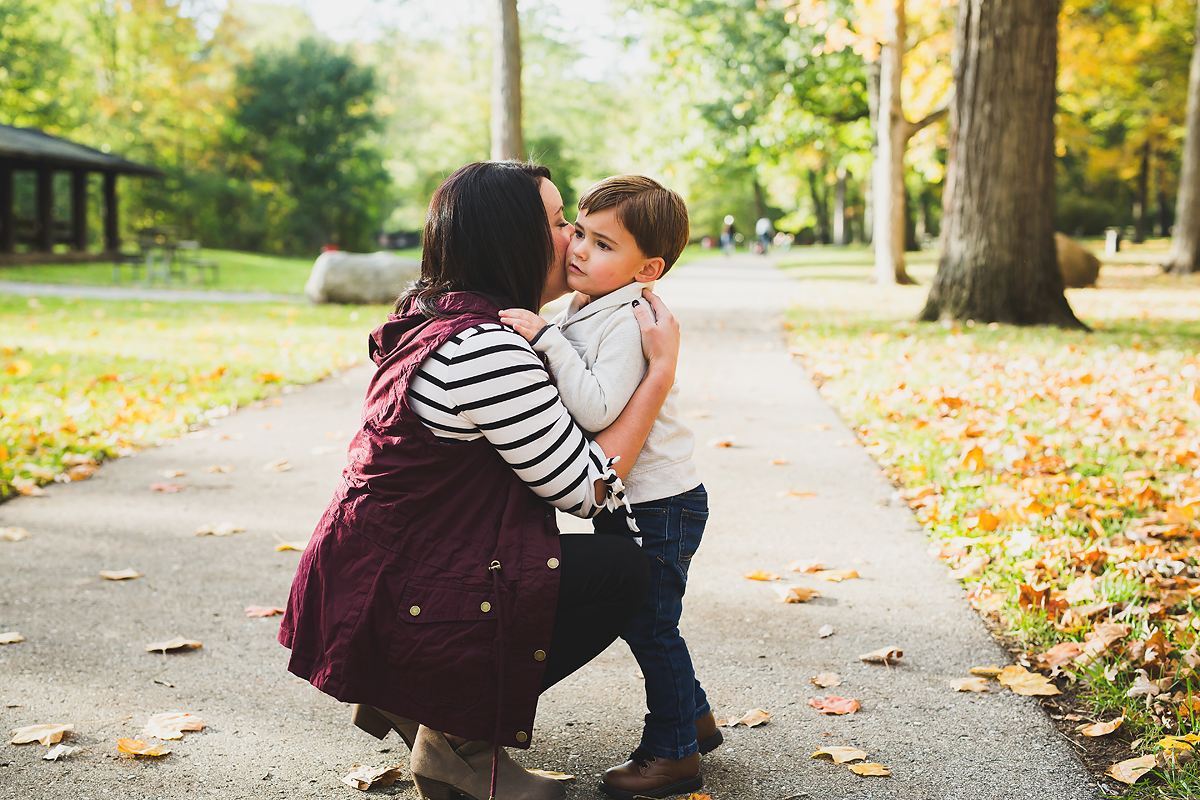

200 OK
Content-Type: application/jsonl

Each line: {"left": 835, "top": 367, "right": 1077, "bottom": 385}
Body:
{"left": 499, "top": 308, "right": 550, "bottom": 343}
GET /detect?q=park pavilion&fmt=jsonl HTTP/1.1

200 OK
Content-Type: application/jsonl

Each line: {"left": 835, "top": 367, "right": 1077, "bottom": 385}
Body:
{"left": 0, "top": 124, "right": 162, "bottom": 265}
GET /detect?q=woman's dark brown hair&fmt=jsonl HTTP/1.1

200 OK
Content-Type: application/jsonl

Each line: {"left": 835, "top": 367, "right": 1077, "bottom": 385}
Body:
{"left": 396, "top": 161, "right": 553, "bottom": 317}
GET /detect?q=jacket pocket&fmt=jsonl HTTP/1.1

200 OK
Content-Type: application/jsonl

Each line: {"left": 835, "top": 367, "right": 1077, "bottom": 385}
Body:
{"left": 390, "top": 577, "right": 502, "bottom": 708}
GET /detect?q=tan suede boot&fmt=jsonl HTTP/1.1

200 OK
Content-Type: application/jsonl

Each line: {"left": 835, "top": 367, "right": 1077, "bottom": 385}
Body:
{"left": 351, "top": 704, "right": 419, "bottom": 750}
{"left": 410, "top": 725, "right": 566, "bottom": 800}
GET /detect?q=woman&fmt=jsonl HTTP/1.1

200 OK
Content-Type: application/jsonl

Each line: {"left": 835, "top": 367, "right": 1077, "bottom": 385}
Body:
{"left": 278, "top": 161, "right": 681, "bottom": 800}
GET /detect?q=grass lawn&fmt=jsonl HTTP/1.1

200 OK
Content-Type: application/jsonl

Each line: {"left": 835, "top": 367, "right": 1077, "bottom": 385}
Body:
{"left": 780, "top": 244, "right": 1200, "bottom": 796}
{"left": 0, "top": 248, "right": 422, "bottom": 295}
{"left": 0, "top": 295, "right": 389, "bottom": 501}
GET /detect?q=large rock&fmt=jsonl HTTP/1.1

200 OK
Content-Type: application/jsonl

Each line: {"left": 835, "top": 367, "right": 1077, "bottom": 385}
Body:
{"left": 305, "top": 251, "right": 421, "bottom": 305}
{"left": 1055, "top": 233, "right": 1101, "bottom": 288}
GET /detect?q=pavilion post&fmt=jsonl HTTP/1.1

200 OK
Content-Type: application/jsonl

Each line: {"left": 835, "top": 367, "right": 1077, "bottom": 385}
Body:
{"left": 103, "top": 171, "right": 119, "bottom": 252}
{"left": 0, "top": 161, "right": 12, "bottom": 254}
{"left": 72, "top": 169, "right": 88, "bottom": 252}
{"left": 36, "top": 166, "right": 53, "bottom": 252}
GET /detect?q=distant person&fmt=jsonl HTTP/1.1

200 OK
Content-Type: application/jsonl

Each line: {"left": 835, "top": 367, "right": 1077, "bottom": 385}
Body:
{"left": 772, "top": 230, "right": 793, "bottom": 251}
{"left": 720, "top": 215, "right": 736, "bottom": 255}
{"left": 755, "top": 216, "right": 773, "bottom": 255}
{"left": 501, "top": 175, "right": 718, "bottom": 800}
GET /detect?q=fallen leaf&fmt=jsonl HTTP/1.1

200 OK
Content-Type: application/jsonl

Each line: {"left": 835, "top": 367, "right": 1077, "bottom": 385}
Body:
{"left": 947, "top": 555, "right": 990, "bottom": 580}
{"left": 162, "top": 469, "right": 186, "bottom": 478}
{"left": 817, "top": 624, "right": 835, "bottom": 638}
{"left": 42, "top": 744, "right": 80, "bottom": 760}
{"left": 202, "top": 465, "right": 233, "bottom": 473}
{"left": 950, "top": 677, "right": 991, "bottom": 692}
{"left": 64, "top": 464, "right": 97, "bottom": 481}
{"left": 144, "top": 636, "right": 202, "bottom": 654}
{"left": 261, "top": 459, "right": 291, "bottom": 472}
{"left": 1106, "top": 754, "right": 1156, "bottom": 785}
{"left": 815, "top": 569, "right": 858, "bottom": 582}
{"left": 245, "top": 606, "right": 285, "bottom": 617}
{"left": 149, "top": 482, "right": 184, "bottom": 493}
{"left": 274, "top": 538, "right": 309, "bottom": 551}
{"left": 1078, "top": 717, "right": 1123, "bottom": 737}
{"left": 997, "top": 665, "right": 1060, "bottom": 696}
{"left": 743, "top": 570, "right": 780, "bottom": 581}
{"left": 808, "top": 696, "right": 860, "bottom": 715}
{"left": 0, "top": 632, "right": 24, "bottom": 644}
{"left": 969, "top": 665, "right": 1003, "bottom": 678}
{"left": 811, "top": 672, "right": 842, "bottom": 688}
{"left": 781, "top": 490, "right": 818, "bottom": 498}
{"left": 142, "top": 712, "right": 206, "bottom": 740}
{"left": 1036, "top": 641, "right": 1083, "bottom": 670}
{"left": 859, "top": 646, "right": 903, "bottom": 665}
{"left": 849, "top": 762, "right": 890, "bottom": 776}
{"left": 770, "top": 457, "right": 789, "bottom": 465}
{"left": 850, "top": 556, "right": 870, "bottom": 565}
{"left": 100, "top": 568, "right": 143, "bottom": 581}
{"left": 117, "top": 738, "right": 170, "bottom": 757}
{"left": 1127, "top": 671, "right": 1162, "bottom": 698}
{"left": 2, "top": 527, "right": 29, "bottom": 541}
{"left": 525, "top": 769, "right": 575, "bottom": 781}
{"left": 812, "top": 746, "right": 867, "bottom": 763}
{"left": 787, "top": 559, "right": 824, "bottom": 573}
{"left": 774, "top": 585, "right": 821, "bottom": 603}
{"left": 10, "top": 723, "right": 73, "bottom": 745}
{"left": 194, "top": 523, "right": 245, "bottom": 536}
{"left": 720, "top": 709, "right": 770, "bottom": 727}
{"left": 340, "top": 764, "right": 404, "bottom": 790}
{"left": 1158, "top": 734, "right": 1200, "bottom": 751}
{"left": 705, "top": 437, "right": 735, "bottom": 448}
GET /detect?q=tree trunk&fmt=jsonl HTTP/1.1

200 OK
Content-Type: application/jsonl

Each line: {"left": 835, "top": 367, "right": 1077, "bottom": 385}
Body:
{"left": 752, "top": 178, "right": 768, "bottom": 222}
{"left": 872, "top": 0, "right": 915, "bottom": 285}
{"left": 904, "top": 184, "right": 919, "bottom": 251}
{"left": 834, "top": 164, "right": 849, "bottom": 246}
{"left": 808, "top": 168, "right": 830, "bottom": 244}
{"left": 1135, "top": 138, "right": 1150, "bottom": 244}
{"left": 920, "top": 0, "right": 1085, "bottom": 328}
{"left": 864, "top": 58, "right": 880, "bottom": 246}
{"left": 490, "top": 0, "right": 523, "bottom": 161}
{"left": 1157, "top": 153, "right": 1171, "bottom": 237}
{"left": 1166, "top": 5, "right": 1200, "bottom": 273}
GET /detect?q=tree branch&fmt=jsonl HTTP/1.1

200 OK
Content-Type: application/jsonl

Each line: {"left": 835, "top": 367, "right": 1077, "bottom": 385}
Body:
{"left": 904, "top": 86, "right": 955, "bottom": 141}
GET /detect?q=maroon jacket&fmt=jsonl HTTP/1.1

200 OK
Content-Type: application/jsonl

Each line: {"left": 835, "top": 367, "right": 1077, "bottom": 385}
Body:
{"left": 279, "top": 291, "right": 561, "bottom": 748}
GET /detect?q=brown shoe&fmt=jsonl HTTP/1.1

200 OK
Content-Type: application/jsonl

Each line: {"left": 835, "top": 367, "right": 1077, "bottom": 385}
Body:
{"left": 694, "top": 711, "right": 723, "bottom": 755}
{"left": 599, "top": 748, "right": 702, "bottom": 800}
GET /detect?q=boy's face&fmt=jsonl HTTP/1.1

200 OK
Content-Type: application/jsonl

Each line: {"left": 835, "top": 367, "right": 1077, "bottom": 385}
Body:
{"left": 540, "top": 178, "right": 575, "bottom": 306}
{"left": 567, "top": 207, "right": 664, "bottom": 299}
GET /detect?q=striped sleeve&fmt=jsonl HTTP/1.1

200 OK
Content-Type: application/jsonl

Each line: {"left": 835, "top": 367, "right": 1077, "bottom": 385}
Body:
{"left": 408, "top": 323, "right": 631, "bottom": 519}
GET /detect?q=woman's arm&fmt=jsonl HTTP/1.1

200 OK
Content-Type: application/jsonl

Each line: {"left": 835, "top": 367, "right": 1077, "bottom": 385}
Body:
{"left": 591, "top": 290, "right": 679, "bottom": 497}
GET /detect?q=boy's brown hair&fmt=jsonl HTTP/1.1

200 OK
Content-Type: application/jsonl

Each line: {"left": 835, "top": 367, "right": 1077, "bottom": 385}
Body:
{"left": 577, "top": 175, "right": 690, "bottom": 275}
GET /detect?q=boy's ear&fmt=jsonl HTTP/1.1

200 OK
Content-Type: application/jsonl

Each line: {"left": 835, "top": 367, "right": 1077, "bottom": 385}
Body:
{"left": 635, "top": 257, "right": 665, "bottom": 283}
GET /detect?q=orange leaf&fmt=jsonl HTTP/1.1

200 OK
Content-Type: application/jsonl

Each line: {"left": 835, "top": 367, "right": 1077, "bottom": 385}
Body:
{"left": 1106, "top": 754, "right": 1156, "bottom": 785}
{"left": 808, "top": 696, "right": 860, "bottom": 715}
{"left": 774, "top": 585, "right": 821, "bottom": 603}
{"left": 849, "top": 762, "right": 890, "bottom": 776}
{"left": 743, "top": 570, "right": 780, "bottom": 581}
{"left": 814, "top": 569, "right": 859, "bottom": 582}
{"left": 1077, "top": 717, "right": 1122, "bottom": 737}
{"left": 149, "top": 482, "right": 184, "bottom": 493}
{"left": 117, "top": 738, "right": 170, "bottom": 757}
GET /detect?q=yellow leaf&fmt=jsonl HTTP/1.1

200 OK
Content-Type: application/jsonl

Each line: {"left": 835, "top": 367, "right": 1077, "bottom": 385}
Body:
{"left": 10, "top": 723, "right": 73, "bottom": 745}
{"left": 195, "top": 523, "right": 245, "bottom": 536}
{"left": 0, "top": 631, "right": 24, "bottom": 644}
{"left": 743, "top": 570, "right": 780, "bottom": 581}
{"left": 100, "top": 568, "right": 143, "bottom": 581}
{"left": 774, "top": 585, "right": 821, "bottom": 603}
{"left": 1106, "top": 754, "right": 1156, "bottom": 785}
{"left": 1158, "top": 734, "right": 1200, "bottom": 750}
{"left": 261, "top": 459, "right": 291, "bottom": 472}
{"left": 997, "top": 665, "right": 1060, "bottom": 696}
{"left": 950, "top": 677, "right": 991, "bottom": 692}
{"left": 202, "top": 465, "right": 233, "bottom": 473}
{"left": 849, "top": 762, "right": 890, "bottom": 776}
{"left": 5, "top": 359, "right": 32, "bottom": 377}
{"left": 814, "top": 569, "right": 859, "bottom": 582}
{"left": 162, "top": 469, "right": 186, "bottom": 478}
{"left": 787, "top": 559, "right": 824, "bottom": 573}
{"left": 770, "top": 457, "right": 789, "bottom": 465}
{"left": 719, "top": 709, "right": 770, "bottom": 727}
{"left": 810, "top": 672, "right": 841, "bottom": 688}
{"left": 859, "top": 646, "right": 903, "bottom": 664}
{"left": 255, "top": 371, "right": 284, "bottom": 383}
{"left": 781, "top": 490, "right": 818, "bottom": 498}
{"left": 274, "top": 534, "right": 310, "bottom": 551}
{"left": 970, "top": 665, "right": 1003, "bottom": 678}
{"left": 144, "top": 636, "right": 203, "bottom": 654}
{"left": 1, "top": 527, "right": 28, "bottom": 542}
{"left": 142, "top": 712, "right": 206, "bottom": 741}
{"left": 960, "top": 444, "right": 986, "bottom": 472}
{"left": 117, "top": 738, "right": 170, "bottom": 757}
{"left": 812, "top": 746, "right": 867, "bottom": 763}
{"left": 525, "top": 769, "right": 575, "bottom": 781}
{"left": 341, "top": 765, "right": 404, "bottom": 790}
{"left": 1078, "top": 717, "right": 1122, "bottom": 737}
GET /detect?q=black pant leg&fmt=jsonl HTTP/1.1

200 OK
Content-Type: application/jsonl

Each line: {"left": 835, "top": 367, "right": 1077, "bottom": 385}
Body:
{"left": 540, "top": 533, "right": 650, "bottom": 692}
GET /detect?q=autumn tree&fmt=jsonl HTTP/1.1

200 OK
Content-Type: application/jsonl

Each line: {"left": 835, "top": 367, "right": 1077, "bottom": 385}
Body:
{"left": 1166, "top": 5, "right": 1200, "bottom": 274}
{"left": 920, "top": 0, "right": 1084, "bottom": 328}
{"left": 491, "top": 0, "right": 523, "bottom": 160}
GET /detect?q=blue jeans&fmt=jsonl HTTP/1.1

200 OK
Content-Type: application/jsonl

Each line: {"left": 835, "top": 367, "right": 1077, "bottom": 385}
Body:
{"left": 593, "top": 484, "right": 710, "bottom": 760}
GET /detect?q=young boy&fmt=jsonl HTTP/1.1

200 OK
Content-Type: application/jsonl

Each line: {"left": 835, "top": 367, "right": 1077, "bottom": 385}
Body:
{"left": 500, "top": 175, "right": 719, "bottom": 800}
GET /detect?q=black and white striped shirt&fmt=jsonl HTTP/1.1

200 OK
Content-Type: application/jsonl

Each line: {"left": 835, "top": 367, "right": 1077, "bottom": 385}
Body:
{"left": 408, "top": 322, "right": 625, "bottom": 519}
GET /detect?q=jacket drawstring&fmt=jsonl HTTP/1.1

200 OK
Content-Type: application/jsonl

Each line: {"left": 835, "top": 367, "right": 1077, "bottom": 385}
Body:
{"left": 488, "top": 560, "right": 505, "bottom": 800}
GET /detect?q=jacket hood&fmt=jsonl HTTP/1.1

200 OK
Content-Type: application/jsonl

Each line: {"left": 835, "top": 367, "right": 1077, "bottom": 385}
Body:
{"left": 368, "top": 292, "right": 504, "bottom": 366}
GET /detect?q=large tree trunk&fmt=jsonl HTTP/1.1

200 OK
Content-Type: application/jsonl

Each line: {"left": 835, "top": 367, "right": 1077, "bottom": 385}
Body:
{"left": 864, "top": 58, "right": 881, "bottom": 246}
{"left": 808, "top": 168, "right": 830, "bottom": 244}
{"left": 490, "top": 0, "right": 523, "bottom": 161}
{"left": 1166, "top": 6, "right": 1200, "bottom": 273}
{"left": 872, "top": 0, "right": 915, "bottom": 285}
{"left": 920, "top": 0, "right": 1085, "bottom": 328}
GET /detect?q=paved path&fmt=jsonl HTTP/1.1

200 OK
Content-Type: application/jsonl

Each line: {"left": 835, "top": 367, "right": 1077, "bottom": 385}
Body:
{"left": 0, "top": 280, "right": 299, "bottom": 304}
{"left": 0, "top": 256, "right": 1101, "bottom": 799}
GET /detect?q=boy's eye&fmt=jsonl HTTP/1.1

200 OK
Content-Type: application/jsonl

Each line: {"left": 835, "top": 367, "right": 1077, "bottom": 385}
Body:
{"left": 597, "top": 241, "right": 611, "bottom": 251}
{"left": 573, "top": 228, "right": 583, "bottom": 239}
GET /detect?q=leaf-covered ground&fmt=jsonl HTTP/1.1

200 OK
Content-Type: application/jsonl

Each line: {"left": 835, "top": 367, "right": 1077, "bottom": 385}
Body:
{"left": 0, "top": 295, "right": 383, "bottom": 502}
{"left": 782, "top": 251, "right": 1200, "bottom": 797}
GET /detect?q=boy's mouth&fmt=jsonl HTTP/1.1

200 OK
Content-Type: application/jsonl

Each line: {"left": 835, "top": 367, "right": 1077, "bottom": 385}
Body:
{"left": 568, "top": 262, "right": 584, "bottom": 275}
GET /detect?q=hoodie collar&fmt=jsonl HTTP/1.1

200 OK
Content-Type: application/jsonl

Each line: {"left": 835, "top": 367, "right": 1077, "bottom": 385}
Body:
{"left": 561, "top": 281, "right": 651, "bottom": 330}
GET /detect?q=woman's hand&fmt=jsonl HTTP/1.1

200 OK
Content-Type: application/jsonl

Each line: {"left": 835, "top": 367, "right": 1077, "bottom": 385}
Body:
{"left": 500, "top": 308, "right": 551, "bottom": 343}
{"left": 631, "top": 289, "right": 680, "bottom": 375}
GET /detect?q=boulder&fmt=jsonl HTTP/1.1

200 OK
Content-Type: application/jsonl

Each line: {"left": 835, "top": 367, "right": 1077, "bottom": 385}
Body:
{"left": 305, "top": 251, "right": 421, "bottom": 305}
{"left": 1055, "top": 233, "right": 1101, "bottom": 288}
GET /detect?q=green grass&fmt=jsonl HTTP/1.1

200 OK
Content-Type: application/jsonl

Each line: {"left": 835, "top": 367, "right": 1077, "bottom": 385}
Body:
{"left": 0, "top": 295, "right": 388, "bottom": 500}
{"left": 0, "top": 248, "right": 422, "bottom": 295}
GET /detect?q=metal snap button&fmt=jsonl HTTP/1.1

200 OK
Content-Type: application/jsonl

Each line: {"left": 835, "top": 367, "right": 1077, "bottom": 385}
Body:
{"left": 515, "top": 731, "right": 528, "bottom": 743}
{"left": 533, "top": 649, "right": 546, "bottom": 661}
{"left": 546, "top": 558, "right": 560, "bottom": 569}
{"left": 409, "top": 606, "right": 421, "bottom": 617}
{"left": 480, "top": 601, "right": 492, "bottom": 613}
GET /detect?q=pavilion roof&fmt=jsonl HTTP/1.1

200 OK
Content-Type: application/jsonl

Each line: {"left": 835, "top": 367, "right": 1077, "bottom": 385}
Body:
{"left": 0, "top": 124, "right": 163, "bottom": 177}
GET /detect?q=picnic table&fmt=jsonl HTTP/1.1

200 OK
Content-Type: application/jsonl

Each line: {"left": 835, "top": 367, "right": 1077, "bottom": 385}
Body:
{"left": 112, "top": 227, "right": 218, "bottom": 286}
